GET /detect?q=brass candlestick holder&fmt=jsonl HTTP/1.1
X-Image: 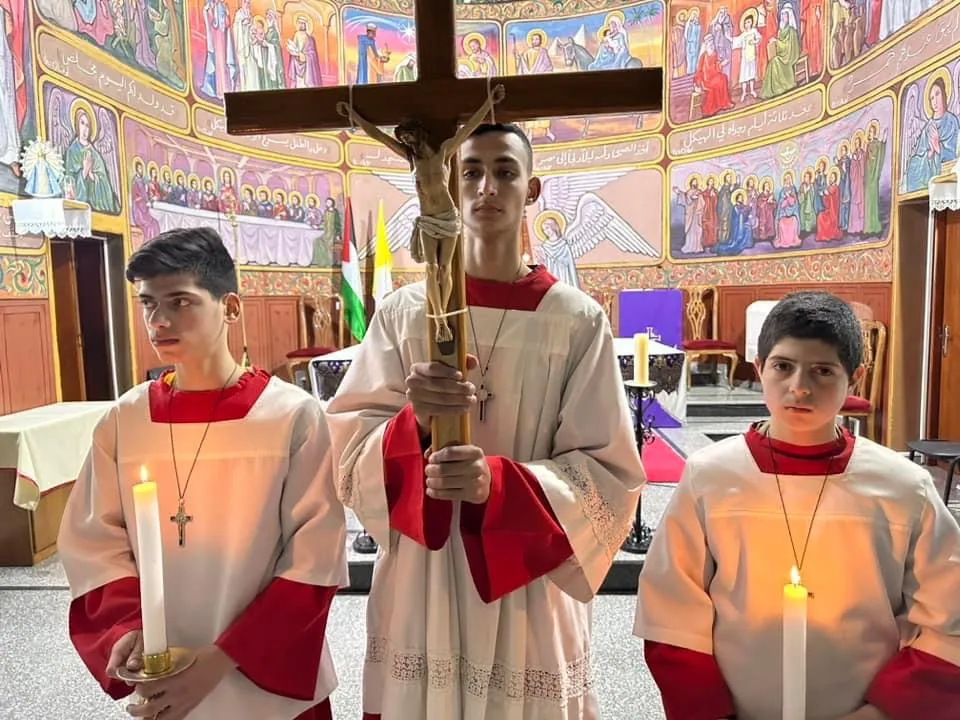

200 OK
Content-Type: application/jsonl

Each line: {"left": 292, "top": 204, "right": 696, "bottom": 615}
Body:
{"left": 117, "top": 647, "right": 198, "bottom": 697}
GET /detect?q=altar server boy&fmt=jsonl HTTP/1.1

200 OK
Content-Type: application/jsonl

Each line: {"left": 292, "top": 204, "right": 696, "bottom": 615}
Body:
{"left": 635, "top": 291, "right": 960, "bottom": 720}
{"left": 59, "top": 227, "right": 348, "bottom": 720}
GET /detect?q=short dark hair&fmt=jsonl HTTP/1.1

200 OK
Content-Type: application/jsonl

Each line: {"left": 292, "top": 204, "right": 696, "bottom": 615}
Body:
{"left": 125, "top": 227, "right": 238, "bottom": 298}
{"left": 757, "top": 291, "right": 863, "bottom": 377}
{"left": 468, "top": 122, "right": 534, "bottom": 173}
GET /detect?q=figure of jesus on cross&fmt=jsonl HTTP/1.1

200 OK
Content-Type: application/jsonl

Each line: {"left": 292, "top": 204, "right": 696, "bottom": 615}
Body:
{"left": 226, "top": 3, "right": 659, "bottom": 715}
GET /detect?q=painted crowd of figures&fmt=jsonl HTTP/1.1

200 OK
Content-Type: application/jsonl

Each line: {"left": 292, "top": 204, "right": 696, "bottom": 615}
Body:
{"left": 129, "top": 159, "right": 342, "bottom": 260}
{"left": 674, "top": 120, "right": 887, "bottom": 257}
{"left": 830, "top": 0, "right": 943, "bottom": 68}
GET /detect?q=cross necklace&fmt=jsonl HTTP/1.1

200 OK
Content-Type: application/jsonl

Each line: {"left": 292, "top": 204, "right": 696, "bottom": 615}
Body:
{"left": 167, "top": 364, "right": 240, "bottom": 546}
{"left": 466, "top": 262, "right": 523, "bottom": 422}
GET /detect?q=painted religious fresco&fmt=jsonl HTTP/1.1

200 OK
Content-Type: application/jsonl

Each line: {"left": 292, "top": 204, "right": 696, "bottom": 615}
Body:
{"left": 123, "top": 116, "right": 344, "bottom": 268}
{"left": 667, "top": 0, "right": 823, "bottom": 126}
{"left": 41, "top": 82, "right": 121, "bottom": 215}
{"left": 0, "top": 0, "right": 35, "bottom": 195}
{"left": 456, "top": 22, "right": 500, "bottom": 77}
{"left": 829, "top": 0, "right": 946, "bottom": 70}
{"left": 35, "top": 0, "right": 187, "bottom": 93}
{"left": 669, "top": 94, "right": 893, "bottom": 261}
{"left": 342, "top": 6, "right": 417, "bottom": 85}
{"left": 188, "top": 0, "right": 339, "bottom": 105}
{"left": 501, "top": 2, "right": 663, "bottom": 144}
{"left": 899, "top": 61, "right": 960, "bottom": 196}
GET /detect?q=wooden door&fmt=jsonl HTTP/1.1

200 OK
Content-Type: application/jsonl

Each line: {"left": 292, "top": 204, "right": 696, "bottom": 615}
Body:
{"left": 938, "top": 215, "right": 960, "bottom": 440}
{"left": 50, "top": 241, "right": 86, "bottom": 401}
{"left": 0, "top": 302, "right": 57, "bottom": 413}
{"left": 264, "top": 297, "right": 300, "bottom": 373}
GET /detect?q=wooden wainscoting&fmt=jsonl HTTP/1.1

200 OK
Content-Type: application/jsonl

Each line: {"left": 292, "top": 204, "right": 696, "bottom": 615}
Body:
{"left": 0, "top": 299, "right": 58, "bottom": 414}
{"left": 133, "top": 294, "right": 302, "bottom": 381}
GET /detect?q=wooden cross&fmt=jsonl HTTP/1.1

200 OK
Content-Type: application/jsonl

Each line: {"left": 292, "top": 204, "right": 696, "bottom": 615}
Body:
{"left": 224, "top": 2, "right": 662, "bottom": 451}
{"left": 170, "top": 499, "right": 192, "bottom": 547}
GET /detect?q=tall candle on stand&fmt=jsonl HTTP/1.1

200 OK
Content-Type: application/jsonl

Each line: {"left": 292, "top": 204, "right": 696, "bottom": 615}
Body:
{"left": 132, "top": 465, "right": 168, "bottom": 666}
{"left": 782, "top": 565, "right": 807, "bottom": 720}
{"left": 633, "top": 332, "right": 650, "bottom": 384}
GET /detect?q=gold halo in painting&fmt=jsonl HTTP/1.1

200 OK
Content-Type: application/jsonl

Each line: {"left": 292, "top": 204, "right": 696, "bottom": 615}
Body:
{"left": 740, "top": 8, "right": 758, "bottom": 31}
{"left": 817, "top": 154, "right": 831, "bottom": 171}
{"left": 253, "top": 15, "right": 266, "bottom": 30}
{"left": 801, "top": 166, "right": 815, "bottom": 181}
{"left": 173, "top": 169, "right": 185, "bottom": 184}
{"left": 761, "top": 175, "right": 774, "bottom": 190}
{"left": 239, "top": 182, "right": 255, "bottom": 197}
{"left": 676, "top": 9, "right": 688, "bottom": 23}
{"left": 160, "top": 164, "right": 173, "bottom": 180}
{"left": 720, "top": 168, "right": 736, "bottom": 184}
{"left": 294, "top": 13, "right": 313, "bottom": 34}
{"left": 732, "top": 188, "right": 747, "bottom": 205}
{"left": 533, "top": 209, "right": 566, "bottom": 239}
{"left": 187, "top": 172, "right": 201, "bottom": 187}
{"left": 923, "top": 66, "right": 953, "bottom": 118}
{"left": 744, "top": 173, "right": 759, "bottom": 188}
{"left": 273, "top": 188, "right": 287, "bottom": 201}
{"left": 220, "top": 167, "right": 236, "bottom": 185}
{"left": 829, "top": 165, "right": 841, "bottom": 180}
{"left": 852, "top": 129, "right": 866, "bottom": 149}
{"left": 685, "top": 172, "right": 702, "bottom": 189}
{"left": 867, "top": 119, "right": 881, "bottom": 138}
{"left": 781, "top": 170, "right": 795, "bottom": 185}
{"left": 131, "top": 155, "right": 145, "bottom": 172}
{"left": 526, "top": 29, "right": 547, "bottom": 47}
{"left": 256, "top": 184, "right": 271, "bottom": 197}
{"left": 689, "top": 7, "right": 700, "bottom": 18}
{"left": 462, "top": 32, "right": 486, "bottom": 53}
{"left": 604, "top": 10, "right": 626, "bottom": 27}
{"left": 306, "top": 192, "right": 321, "bottom": 206}
{"left": 838, "top": 139, "right": 850, "bottom": 154}
{"left": 70, "top": 97, "right": 97, "bottom": 139}
{"left": 704, "top": 174, "right": 717, "bottom": 187}
{"left": 288, "top": 190, "right": 303, "bottom": 205}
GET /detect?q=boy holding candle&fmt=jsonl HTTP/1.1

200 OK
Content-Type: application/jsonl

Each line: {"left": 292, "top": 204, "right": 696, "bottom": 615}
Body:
{"left": 634, "top": 291, "right": 960, "bottom": 720}
{"left": 58, "top": 227, "right": 348, "bottom": 720}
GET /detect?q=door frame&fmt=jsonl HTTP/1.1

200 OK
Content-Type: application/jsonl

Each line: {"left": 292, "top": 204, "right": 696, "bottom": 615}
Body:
{"left": 923, "top": 208, "right": 954, "bottom": 439}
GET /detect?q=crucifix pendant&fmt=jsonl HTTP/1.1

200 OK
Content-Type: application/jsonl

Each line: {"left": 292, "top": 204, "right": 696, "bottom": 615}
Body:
{"left": 170, "top": 499, "right": 193, "bottom": 547}
{"left": 478, "top": 384, "right": 493, "bottom": 422}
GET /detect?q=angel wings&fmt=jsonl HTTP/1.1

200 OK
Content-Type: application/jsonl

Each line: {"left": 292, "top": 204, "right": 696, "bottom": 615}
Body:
{"left": 537, "top": 169, "right": 657, "bottom": 259}
{"left": 368, "top": 167, "right": 657, "bottom": 262}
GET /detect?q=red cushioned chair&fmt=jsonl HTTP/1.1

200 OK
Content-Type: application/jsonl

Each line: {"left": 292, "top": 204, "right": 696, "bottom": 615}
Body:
{"left": 682, "top": 285, "right": 739, "bottom": 387}
{"left": 839, "top": 319, "right": 886, "bottom": 442}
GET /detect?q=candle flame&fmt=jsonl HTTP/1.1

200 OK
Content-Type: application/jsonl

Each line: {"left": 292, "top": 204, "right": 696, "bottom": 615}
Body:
{"left": 139, "top": 465, "right": 148, "bottom": 483}
{"left": 790, "top": 565, "right": 801, "bottom": 585}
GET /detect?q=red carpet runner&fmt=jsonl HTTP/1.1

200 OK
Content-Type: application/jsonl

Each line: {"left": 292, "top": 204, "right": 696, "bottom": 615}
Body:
{"left": 642, "top": 432, "right": 687, "bottom": 484}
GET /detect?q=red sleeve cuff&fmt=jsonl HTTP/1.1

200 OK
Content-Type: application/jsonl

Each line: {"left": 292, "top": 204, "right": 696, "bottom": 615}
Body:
{"left": 68, "top": 576, "right": 142, "bottom": 700}
{"left": 459, "top": 456, "right": 573, "bottom": 603}
{"left": 383, "top": 404, "right": 452, "bottom": 550}
{"left": 865, "top": 646, "right": 960, "bottom": 720}
{"left": 644, "top": 641, "right": 736, "bottom": 720}
{"left": 215, "top": 578, "right": 336, "bottom": 702}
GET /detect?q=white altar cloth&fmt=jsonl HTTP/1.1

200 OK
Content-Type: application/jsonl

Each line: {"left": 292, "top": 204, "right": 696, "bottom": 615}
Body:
{"left": 149, "top": 202, "right": 321, "bottom": 267}
{"left": 0, "top": 402, "right": 113, "bottom": 511}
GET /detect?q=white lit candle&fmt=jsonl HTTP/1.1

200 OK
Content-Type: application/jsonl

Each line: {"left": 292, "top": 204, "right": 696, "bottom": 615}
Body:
{"left": 633, "top": 332, "right": 650, "bottom": 384}
{"left": 132, "top": 465, "right": 168, "bottom": 657}
{"left": 782, "top": 565, "right": 807, "bottom": 720}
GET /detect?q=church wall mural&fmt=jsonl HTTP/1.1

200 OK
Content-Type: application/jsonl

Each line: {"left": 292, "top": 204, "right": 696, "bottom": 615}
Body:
{"left": 3, "top": 0, "right": 960, "bottom": 320}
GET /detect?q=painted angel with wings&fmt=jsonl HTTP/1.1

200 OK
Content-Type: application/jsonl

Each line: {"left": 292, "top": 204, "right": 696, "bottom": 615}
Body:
{"left": 532, "top": 169, "right": 657, "bottom": 288}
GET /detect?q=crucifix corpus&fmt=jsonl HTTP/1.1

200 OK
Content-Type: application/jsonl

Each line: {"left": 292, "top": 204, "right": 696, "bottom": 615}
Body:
{"left": 224, "top": 1, "right": 662, "bottom": 451}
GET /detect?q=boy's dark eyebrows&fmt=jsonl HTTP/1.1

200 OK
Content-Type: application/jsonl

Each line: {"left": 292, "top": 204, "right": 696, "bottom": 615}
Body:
{"left": 768, "top": 353, "right": 843, "bottom": 367}
{"left": 461, "top": 155, "right": 520, "bottom": 166}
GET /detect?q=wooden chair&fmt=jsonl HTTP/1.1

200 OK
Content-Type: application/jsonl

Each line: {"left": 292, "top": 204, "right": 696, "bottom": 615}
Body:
{"left": 794, "top": 55, "right": 809, "bottom": 85}
{"left": 682, "top": 285, "right": 739, "bottom": 387}
{"left": 285, "top": 294, "right": 344, "bottom": 390}
{"left": 594, "top": 290, "right": 619, "bottom": 336}
{"left": 839, "top": 319, "right": 886, "bottom": 442}
{"left": 689, "top": 89, "right": 703, "bottom": 121}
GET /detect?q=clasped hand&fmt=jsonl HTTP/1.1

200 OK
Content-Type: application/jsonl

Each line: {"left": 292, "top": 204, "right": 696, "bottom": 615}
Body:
{"left": 406, "top": 355, "right": 491, "bottom": 504}
{"left": 107, "top": 630, "right": 234, "bottom": 719}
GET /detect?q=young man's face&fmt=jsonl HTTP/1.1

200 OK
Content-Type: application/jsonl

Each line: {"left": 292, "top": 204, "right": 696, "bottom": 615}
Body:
{"left": 459, "top": 131, "right": 538, "bottom": 239}
{"left": 137, "top": 273, "right": 238, "bottom": 365}
{"left": 755, "top": 337, "right": 862, "bottom": 442}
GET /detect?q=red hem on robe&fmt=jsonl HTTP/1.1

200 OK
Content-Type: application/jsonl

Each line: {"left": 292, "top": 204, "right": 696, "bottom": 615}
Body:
{"left": 215, "top": 577, "right": 336, "bottom": 702}
{"left": 865, "top": 647, "right": 960, "bottom": 720}
{"left": 68, "top": 576, "right": 143, "bottom": 700}
{"left": 149, "top": 367, "right": 270, "bottom": 423}
{"left": 383, "top": 404, "right": 452, "bottom": 550}
{"left": 295, "top": 699, "right": 332, "bottom": 720}
{"left": 745, "top": 422, "right": 854, "bottom": 475}
{"left": 460, "top": 456, "right": 573, "bottom": 603}
{"left": 644, "top": 641, "right": 736, "bottom": 720}
{"left": 466, "top": 265, "right": 557, "bottom": 311}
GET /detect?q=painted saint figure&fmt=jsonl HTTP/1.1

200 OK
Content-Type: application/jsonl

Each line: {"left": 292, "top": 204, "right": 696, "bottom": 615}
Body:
{"left": 286, "top": 14, "right": 322, "bottom": 88}
{"left": 64, "top": 100, "right": 119, "bottom": 214}
{"left": 356, "top": 24, "right": 389, "bottom": 84}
